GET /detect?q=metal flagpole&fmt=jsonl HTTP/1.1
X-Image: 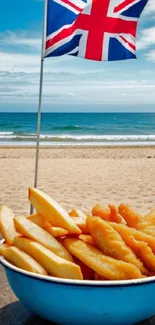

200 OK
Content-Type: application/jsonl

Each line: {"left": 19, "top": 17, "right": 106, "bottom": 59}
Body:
{"left": 30, "top": 0, "right": 48, "bottom": 214}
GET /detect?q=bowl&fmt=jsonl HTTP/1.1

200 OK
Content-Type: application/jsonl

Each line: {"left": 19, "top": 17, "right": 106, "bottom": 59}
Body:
{"left": 1, "top": 243, "right": 155, "bottom": 325}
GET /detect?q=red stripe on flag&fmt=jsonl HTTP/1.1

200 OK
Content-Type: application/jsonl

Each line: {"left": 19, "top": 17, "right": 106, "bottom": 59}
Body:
{"left": 114, "top": 0, "right": 136, "bottom": 13}
{"left": 46, "top": 23, "right": 76, "bottom": 50}
{"left": 61, "top": 0, "right": 82, "bottom": 12}
{"left": 120, "top": 35, "right": 136, "bottom": 51}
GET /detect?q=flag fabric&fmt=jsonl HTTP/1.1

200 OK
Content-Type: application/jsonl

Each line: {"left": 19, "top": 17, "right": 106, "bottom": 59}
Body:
{"left": 44, "top": 0, "right": 148, "bottom": 61}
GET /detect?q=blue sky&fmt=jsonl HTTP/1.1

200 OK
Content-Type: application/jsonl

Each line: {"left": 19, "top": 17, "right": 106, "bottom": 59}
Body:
{"left": 0, "top": 0, "right": 155, "bottom": 112}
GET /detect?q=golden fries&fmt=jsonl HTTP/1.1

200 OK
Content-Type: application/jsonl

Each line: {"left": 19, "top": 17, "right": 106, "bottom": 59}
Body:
{"left": 14, "top": 237, "right": 83, "bottom": 280}
{"left": 94, "top": 273, "right": 108, "bottom": 280}
{"left": 0, "top": 244, "right": 47, "bottom": 275}
{"left": 1, "top": 189, "right": 155, "bottom": 281}
{"left": 0, "top": 243, "right": 9, "bottom": 256}
{"left": 79, "top": 234, "right": 94, "bottom": 246}
{"left": 0, "top": 205, "right": 20, "bottom": 245}
{"left": 28, "top": 213, "right": 68, "bottom": 237}
{"left": 29, "top": 188, "right": 81, "bottom": 235}
{"left": 69, "top": 209, "right": 88, "bottom": 234}
{"left": 73, "top": 256, "right": 94, "bottom": 280}
{"left": 63, "top": 238, "right": 143, "bottom": 280}
{"left": 14, "top": 216, "right": 73, "bottom": 262}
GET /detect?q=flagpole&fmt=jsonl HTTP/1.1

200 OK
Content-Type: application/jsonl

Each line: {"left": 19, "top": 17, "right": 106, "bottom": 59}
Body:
{"left": 30, "top": 0, "right": 48, "bottom": 214}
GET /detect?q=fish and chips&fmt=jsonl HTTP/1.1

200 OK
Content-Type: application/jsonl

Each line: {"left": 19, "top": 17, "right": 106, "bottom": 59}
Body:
{"left": 0, "top": 187, "right": 155, "bottom": 281}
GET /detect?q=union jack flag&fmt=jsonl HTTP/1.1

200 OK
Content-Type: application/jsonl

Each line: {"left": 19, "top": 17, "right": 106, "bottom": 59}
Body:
{"left": 44, "top": 0, "right": 148, "bottom": 61}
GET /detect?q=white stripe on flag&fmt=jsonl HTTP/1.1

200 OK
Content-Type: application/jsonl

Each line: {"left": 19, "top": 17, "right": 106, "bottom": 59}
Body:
{"left": 78, "top": 30, "right": 88, "bottom": 57}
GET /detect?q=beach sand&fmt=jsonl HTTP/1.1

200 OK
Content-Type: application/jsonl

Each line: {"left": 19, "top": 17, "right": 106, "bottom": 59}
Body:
{"left": 0, "top": 146, "right": 155, "bottom": 215}
{"left": 1, "top": 145, "right": 155, "bottom": 324}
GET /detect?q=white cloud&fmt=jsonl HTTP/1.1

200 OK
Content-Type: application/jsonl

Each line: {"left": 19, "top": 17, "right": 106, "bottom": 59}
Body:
{"left": 137, "top": 27, "right": 155, "bottom": 50}
{"left": 0, "top": 52, "right": 40, "bottom": 73}
{"left": 144, "top": 49, "right": 155, "bottom": 61}
{"left": 0, "top": 31, "right": 41, "bottom": 51}
{"left": 0, "top": 68, "right": 155, "bottom": 106}
{"left": 143, "top": 0, "right": 155, "bottom": 15}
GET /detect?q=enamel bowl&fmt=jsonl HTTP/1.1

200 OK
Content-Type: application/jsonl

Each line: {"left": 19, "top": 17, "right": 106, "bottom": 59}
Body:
{"left": 0, "top": 243, "right": 155, "bottom": 325}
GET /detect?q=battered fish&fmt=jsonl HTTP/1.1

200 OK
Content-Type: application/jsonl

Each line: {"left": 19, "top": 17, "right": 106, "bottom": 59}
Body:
{"left": 125, "top": 236, "right": 155, "bottom": 273}
{"left": 110, "top": 222, "right": 155, "bottom": 254}
{"left": 63, "top": 237, "right": 143, "bottom": 280}
{"left": 87, "top": 216, "right": 146, "bottom": 274}
{"left": 118, "top": 204, "right": 148, "bottom": 229}
{"left": 92, "top": 204, "right": 122, "bottom": 223}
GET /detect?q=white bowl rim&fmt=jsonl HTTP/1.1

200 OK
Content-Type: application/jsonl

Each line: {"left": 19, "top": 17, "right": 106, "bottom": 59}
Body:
{"left": 1, "top": 239, "right": 155, "bottom": 287}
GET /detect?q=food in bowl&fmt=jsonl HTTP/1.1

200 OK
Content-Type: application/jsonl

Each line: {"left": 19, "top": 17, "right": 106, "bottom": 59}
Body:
{"left": 0, "top": 187, "right": 155, "bottom": 281}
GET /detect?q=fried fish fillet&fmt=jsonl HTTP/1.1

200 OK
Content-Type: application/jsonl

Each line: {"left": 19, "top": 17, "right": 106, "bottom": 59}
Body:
{"left": 108, "top": 204, "right": 124, "bottom": 223}
{"left": 92, "top": 204, "right": 122, "bottom": 223}
{"left": 118, "top": 204, "right": 148, "bottom": 229}
{"left": 141, "top": 227, "right": 155, "bottom": 237}
{"left": 87, "top": 216, "right": 146, "bottom": 274}
{"left": 110, "top": 222, "right": 155, "bottom": 254}
{"left": 63, "top": 238, "right": 143, "bottom": 280}
{"left": 125, "top": 236, "right": 155, "bottom": 273}
{"left": 92, "top": 204, "right": 111, "bottom": 221}
{"left": 145, "top": 208, "right": 155, "bottom": 224}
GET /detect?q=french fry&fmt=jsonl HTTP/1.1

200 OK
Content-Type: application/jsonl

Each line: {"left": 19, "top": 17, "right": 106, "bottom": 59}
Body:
{"left": 28, "top": 214, "right": 68, "bottom": 237}
{"left": 0, "top": 205, "right": 20, "bottom": 245}
{"left": 0, "top": 244, "right": 47, "bottom": 275}
{"left": 27, "top": 213, "right": 50, "bottom": 228}
{"left": 94, "top": 273, "right": 108, "bottom": 281}
{"left": 14, "top": 216, "right": 73, "bottom": 262}
{"left": 29, "top": 188, "right": 81, "bottom": 235}
{"left": 0, "top": 243, "right": 9, "bottom": 256}
{"left": 72, "top": 256, "right": 94, "bottom": 280}
{"left": 87, "top": 216, "right": 146, "bottom": 274}
{"left": 110, "top": 222, "right": 155, "bottom": 254}
{"left": 14, "top": 237, "right": 83, "bottom": 280}
{"left": 69, "top": 209, "right": 86, "bottom": 219}
{"left": 79, "top": 234, "right": 94, "bottom": 246}
{"left": 63, "top": 238, "right": 143, "bottom": 280}
{"left": 69, "top": 209, "right": 88, "bottom": 234}
{"left": 49, "top": 227, "right": 68, "bottom": 238}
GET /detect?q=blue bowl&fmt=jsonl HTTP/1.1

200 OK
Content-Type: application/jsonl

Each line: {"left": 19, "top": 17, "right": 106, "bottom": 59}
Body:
{"left": 1, "top": 253, "right": 155, "bottom": 324}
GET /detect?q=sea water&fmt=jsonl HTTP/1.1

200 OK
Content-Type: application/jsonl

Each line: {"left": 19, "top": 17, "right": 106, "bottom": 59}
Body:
{"left": 0, "top": 112, "right": 155, "bottom": 146}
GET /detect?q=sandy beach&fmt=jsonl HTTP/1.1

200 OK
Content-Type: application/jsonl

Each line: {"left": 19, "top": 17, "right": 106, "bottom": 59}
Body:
{"left": 0, "top": 146, "right": 155, "bottom": 216}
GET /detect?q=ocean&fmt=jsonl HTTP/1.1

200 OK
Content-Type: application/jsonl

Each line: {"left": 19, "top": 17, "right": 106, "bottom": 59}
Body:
{"left": 0, "top": 112, "right": 155, "bottom": 146}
